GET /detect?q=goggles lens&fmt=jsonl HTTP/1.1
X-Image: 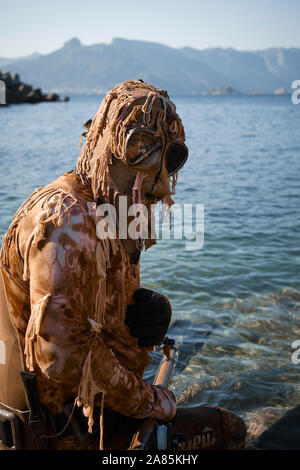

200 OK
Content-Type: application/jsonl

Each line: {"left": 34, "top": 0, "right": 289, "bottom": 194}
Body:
{"left": 165, "top": 142, "right": 188, "bottom": 176}
{"left": 126, "top": 129, "right": 188, "bottom": 175}
{"left": 127, "top": 130, "right": 161, "bottom": 165}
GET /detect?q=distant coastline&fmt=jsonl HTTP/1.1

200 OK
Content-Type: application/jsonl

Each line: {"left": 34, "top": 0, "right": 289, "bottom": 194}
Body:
{"left": 204, "top": 85, "right": 291, "bottom": 96}
{"left": 0, "top": 38, "right": 298, "bottom": 96}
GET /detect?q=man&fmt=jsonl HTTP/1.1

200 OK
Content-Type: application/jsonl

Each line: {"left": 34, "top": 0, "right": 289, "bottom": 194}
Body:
{"left": 0, "top": 80, "right": 246, "bottom": 450}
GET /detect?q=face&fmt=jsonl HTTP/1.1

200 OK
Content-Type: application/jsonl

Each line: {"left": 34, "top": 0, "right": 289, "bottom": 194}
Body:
{"left": 108, "top": 155, "right": 166, "bottom": 203}
{"left": 110, "top": 128, "right": 188, "bottom": 202}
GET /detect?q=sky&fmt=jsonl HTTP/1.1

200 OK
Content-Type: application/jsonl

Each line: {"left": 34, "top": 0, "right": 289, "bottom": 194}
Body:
{"left": 0, "top": 0, "right": 299, "bottom": 58}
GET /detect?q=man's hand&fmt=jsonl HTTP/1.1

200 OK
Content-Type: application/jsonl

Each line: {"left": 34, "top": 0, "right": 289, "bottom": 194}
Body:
{"left": 125, "top": 288, "right": 172, "bottom": 347}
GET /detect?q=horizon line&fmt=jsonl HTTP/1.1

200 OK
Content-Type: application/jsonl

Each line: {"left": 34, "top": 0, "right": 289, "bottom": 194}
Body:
{"left": 1, "top": 36, "right": 299, "bottom": 60}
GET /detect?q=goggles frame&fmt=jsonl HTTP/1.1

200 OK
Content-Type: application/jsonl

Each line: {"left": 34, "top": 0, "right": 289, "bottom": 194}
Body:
{"left": 125, "top": 128, "right": 188, "bottom": 176}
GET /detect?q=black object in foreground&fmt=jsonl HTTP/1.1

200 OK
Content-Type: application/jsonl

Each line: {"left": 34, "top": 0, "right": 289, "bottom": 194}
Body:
{"left": 0, "top": 70, "right": 69, "bottom": 105}
{"left": 253, "top": 405, "right": 300, "bottom": 450}
{"left": 20, "top": 371, "right": 52, "bottom": 450}
{"left": 125, "top": 288, "right": 172, "bottom": 347}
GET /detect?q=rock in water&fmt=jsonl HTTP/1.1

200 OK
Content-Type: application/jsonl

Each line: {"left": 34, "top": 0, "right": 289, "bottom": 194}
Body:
{"left": 44, "top": 93, "right": 60, "bottom": 102}
{"left": 18, "top": 83, "right": 32, "bottom": 95}
{"left": 0, "top": 70, "right": 69, "bottom": 105}
{"left": 252, "top": 405, "right": 300, "bottom": 450}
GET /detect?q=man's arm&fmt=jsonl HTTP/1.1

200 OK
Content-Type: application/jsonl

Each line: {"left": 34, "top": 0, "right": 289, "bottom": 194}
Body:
{"left": 25, "top": 200, "right": 176, "bottom": 422}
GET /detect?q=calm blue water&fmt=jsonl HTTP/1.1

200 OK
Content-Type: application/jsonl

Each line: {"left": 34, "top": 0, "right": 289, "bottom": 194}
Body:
{"left": 0, "top": 95, "right": 299, "bottom": 444}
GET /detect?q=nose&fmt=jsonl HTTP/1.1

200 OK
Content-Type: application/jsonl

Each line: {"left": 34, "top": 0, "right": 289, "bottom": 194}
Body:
{"left": 149, "top": 164, "right": 171, "bottom": 199}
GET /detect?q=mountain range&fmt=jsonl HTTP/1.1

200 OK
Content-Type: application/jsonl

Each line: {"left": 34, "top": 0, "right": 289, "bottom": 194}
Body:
{"left": 0, "top": 38, "right": 299, "bottom": 95}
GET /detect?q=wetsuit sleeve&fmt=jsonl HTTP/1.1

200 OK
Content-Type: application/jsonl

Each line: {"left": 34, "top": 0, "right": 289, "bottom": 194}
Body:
{"left": 25, "top": 201, "right": 175, "bottom": 423}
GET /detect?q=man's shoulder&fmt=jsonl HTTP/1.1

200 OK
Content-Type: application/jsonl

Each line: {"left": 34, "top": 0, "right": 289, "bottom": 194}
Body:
{"left": 44, "top": 172, "right": 93, "bottom": 204}
{"left": 21, "top": 172, "right": 94, "bottom": 227}
{"left": 0, "top": 173, "right": 98, "bottom": 276}
{"left": 16, "top": 174, "right": 97, "bottom": 252}
{"left": 32, "top": 174, "right": 96, "bottom": 239}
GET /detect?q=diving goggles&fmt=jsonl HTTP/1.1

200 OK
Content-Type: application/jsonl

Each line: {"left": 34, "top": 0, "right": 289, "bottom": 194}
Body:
{"left": 125, "top": 128, "right": 188, "bottom": 176}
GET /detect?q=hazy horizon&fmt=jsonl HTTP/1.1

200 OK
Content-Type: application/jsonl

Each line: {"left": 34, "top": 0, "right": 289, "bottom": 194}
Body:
{"left": 2, "top": 36, "right": 300, "bottom": 61}
{"left": 0, "top": 0, "right": 299, "bottom": 58}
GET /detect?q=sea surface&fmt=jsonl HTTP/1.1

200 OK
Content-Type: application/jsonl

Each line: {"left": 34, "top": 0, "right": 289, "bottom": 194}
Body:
{"left": 0, "top": 94, "right": 299, "bottom": 446}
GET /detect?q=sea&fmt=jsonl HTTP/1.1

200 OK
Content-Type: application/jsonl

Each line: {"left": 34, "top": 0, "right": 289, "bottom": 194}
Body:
{"left": 0, "top": 94, "right": 299, "bottom": 446}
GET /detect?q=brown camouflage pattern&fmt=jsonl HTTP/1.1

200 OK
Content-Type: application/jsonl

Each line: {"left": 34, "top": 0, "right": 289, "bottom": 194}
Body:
{"left": 0, "top": 172, "right": 175, "bottom": 432}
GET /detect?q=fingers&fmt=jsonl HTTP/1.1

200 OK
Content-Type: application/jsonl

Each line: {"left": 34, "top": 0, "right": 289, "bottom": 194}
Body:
{"left": 126, "top": 289, "right": 172, "bottom": 347}
{"left": 138, "top": 336, "right": 165, "bottom": 347}
{"left": 126, "top": 296, "right": 169, "bottom": 318}
{"left": 128, "top": 323, "right": 168, "bottom": 340}
{"left": 125, "top": 307, "right": 170, "bottom": 328}
{"left": 133, "top": 288, "right": 153, "bottom": 303}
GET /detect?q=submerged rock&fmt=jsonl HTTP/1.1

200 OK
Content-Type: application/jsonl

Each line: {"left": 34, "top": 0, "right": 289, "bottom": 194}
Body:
{"left": 0, "top": 70, "right": 70, "bottom": 105}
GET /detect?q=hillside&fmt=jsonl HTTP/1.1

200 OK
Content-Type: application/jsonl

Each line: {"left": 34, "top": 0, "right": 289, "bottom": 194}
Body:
{"left": 0, "top": 38, "right": 299, "bottom": 95}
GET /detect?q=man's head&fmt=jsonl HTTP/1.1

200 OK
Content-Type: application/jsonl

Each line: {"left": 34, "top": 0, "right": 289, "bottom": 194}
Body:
{"left": 75, "top": 80, "right": 188, "bottom": 205}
